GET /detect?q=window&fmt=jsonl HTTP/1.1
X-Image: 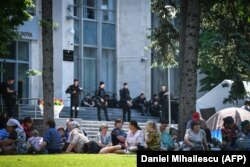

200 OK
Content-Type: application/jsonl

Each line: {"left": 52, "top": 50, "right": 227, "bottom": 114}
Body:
{"left": 102, "top": 23, "right": 115, "bottom": 48}
{"left": 84, "top": 48, "right": 97, "bottom": 94}
{"left": 18, "top": 63, "right": 29, "bottom": 98}
{"left": 74, "top": 20, "right": 79, "bottom": 44}
{"left": 0, "top": 42, "right": 16, "bottom": 59}
{"left": 74, "top": 0, "right": 79, "bottom": 17}
{"left": 0, "top": 41, "right": 30, "bottom": 99}
{"left": 102, "top": 0, "right": 115, "bottom": 22}
{"left": 18, "top": 41, "right": 29, "bottom": 61}
{"left": 84, "top": 21, "right": 97, "bottom": 45}
{"left": 84, "top": 0, "right": 96, "bottom": 7}
{"left": 83, "top": 0, "right": 96, "bottom": 19}
{"left": 102, "top": 49, "right": 115, "bottom": 94}
{"left": 74, "top": 0, "right": 117, "bottom": 95}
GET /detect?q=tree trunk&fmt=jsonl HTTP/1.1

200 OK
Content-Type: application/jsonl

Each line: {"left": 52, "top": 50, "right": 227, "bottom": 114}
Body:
{"left": 42, "top": 0, "right": 54, "bottom": 128}
{"left": 178, "top": 0, "right": 201, "bottom": 140}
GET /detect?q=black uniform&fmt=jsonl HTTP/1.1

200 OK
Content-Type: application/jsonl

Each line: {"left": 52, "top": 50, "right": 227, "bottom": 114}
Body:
{"left": 81, "top": 97, "right": 94, "bottom": 107}
{"left": 149, "top": 96, "right": 161, "bottom": 116}
{"left": 66, "top": 85, "right": 81, "bottom": 118}
{"left": 1, "top": 82, "right": 16, "bottom": 118}
{"left": 159, "top": 90, "right": 169, "bottom": 122}
{"left": 95, "top": 87, "right": 109, "bottom": 121}
{"left": 133, "top": 95, "right": 148, "bottom": 116}
{"left": 119, "top": 88, "right": 132, "bottom": 122}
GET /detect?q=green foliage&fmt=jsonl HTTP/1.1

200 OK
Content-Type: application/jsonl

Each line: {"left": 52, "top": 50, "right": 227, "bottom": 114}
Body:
{"left": 26, "top": 69, "right": 42, "bottom": 76}
{"left": 223, "top": 80, "right": 246, "bottom": 104}
{"left": 199, "top": 0, "right": 250, "bottom": 102}
{"left": 0, "top": 154, "right": 136, "bottom": 167}
{"left": 149, "top": 0, "right": 179, "bottom": 68}
{"left": 0, "top": 0, "right": 33, "bottom": 52}
{"left": 39, "top": 20, "right": 59, "bottom": 31}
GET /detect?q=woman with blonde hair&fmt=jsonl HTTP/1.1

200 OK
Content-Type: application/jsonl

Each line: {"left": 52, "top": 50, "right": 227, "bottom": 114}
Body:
{"left": 145, "top": 121, "right": 160, "bottom": 151}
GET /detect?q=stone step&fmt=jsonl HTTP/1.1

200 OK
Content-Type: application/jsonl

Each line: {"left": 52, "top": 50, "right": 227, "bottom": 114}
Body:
{"left": 19, "top": 106, "right": 161, "bottom": 123}
{"left": 51, "top": 119, "right": 177, "bottom": 142}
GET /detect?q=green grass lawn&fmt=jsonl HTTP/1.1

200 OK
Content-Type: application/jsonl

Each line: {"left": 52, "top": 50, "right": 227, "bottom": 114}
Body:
{"left": 0, "top": 154, "right": 136, "bottom": 167}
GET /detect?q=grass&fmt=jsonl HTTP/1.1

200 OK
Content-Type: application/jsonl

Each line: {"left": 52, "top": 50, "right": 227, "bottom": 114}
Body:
{"left": 0, "top": 154, "right": 136, "bottom": 167}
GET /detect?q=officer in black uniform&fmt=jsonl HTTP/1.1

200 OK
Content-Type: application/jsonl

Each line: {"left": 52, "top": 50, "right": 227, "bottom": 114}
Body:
{"left": 66, "top": 79, "right": 82, "bottom": 118}
{"left": 119, "top": 83, "right": 132, "bottom": 122}
{"left": 95, "top": 82, "right": 110, "bottom": 121}
{"left": 1, "top": 78, "right": 16, "bottom": 118}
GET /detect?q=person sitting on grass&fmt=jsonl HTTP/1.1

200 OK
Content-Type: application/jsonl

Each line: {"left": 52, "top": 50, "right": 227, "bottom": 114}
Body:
{"left": 65, "top": 121, "right": 101, "bottom": 154}
{"left": 186, "top": 112, "right": 213, "bottom": 143}
{"left": 124, "top": 120, "right": 144, "bottom": 153}
{"left": 99, "top": 119, "right": 127, "bottom": 154}
{"left": 235, "top": 120, "right": 250, "bottom": 151}
{"left": 0, "top": 118, "right": 27, "bottom": 154}
{"left": 96, "top": 123, "right": 112, "bottom": 148}
{"left": 39, "top": 120, "right": 61, "bottom": 154}
{"left": 21, "top": 117, "right": 33, "bottom": 140}
{"left": 186, "top": 112, "right": 207, "bottom": 130}
{"left": 221, "top": 116, "right": 240, "bottom": 151}
{"left": 184, "top": 120, "right": 208, "bottom": 151}
{"left": 144, "top": 121, "right": 160, "bottom": 151}
{"left": 65, "top": 121, "right": 90, "bottom": 153}
{"left": 159, "top": 121, "right": 173, "bottom": 151}
{"left": 57, "top": 127, "right": 67, "bottom": 151}
{"left": 27, "top": 130, "right": 43, "bottom": 154}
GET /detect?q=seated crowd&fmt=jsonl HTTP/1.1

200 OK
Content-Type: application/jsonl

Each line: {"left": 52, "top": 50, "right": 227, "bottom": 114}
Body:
{"left": 0, "top": 117, "right": 178, "bottom": 155}
{"left": 1, "top": 111, "right": 250, "bottom": 155}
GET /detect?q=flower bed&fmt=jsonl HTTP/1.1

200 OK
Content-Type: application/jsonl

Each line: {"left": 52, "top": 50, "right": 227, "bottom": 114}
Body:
{"left": 38, "top": 98, "right": 64, "bottom": 118}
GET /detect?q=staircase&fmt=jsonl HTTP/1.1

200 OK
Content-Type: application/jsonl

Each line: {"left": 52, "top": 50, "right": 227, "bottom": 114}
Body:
{"left": 80, "top": 120, "right": 149, "bottom": 141}
{"left": 18, "top": 106, "right": 161, "bottom": 123}
{"left": 54, "top": 119, "right": 177, "bottom": 141}
{"left": 18, "top": 106, "right": 165, "bottom": 141}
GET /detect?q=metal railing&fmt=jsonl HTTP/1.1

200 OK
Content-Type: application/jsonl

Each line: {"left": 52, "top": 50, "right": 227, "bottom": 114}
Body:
{"left": 17, "top": 98, "right": 41, "bottom": 119}
{"left": 16, "top": 97, "right": 70, "bottom": 119}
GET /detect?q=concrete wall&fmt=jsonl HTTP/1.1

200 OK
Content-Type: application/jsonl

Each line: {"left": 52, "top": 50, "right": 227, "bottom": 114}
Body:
{"left": 27, "top": 0, "right": 74, "bottom": 105}
{"left": 53, "top": 0, "right": 74, "bottom": 106}
{"left": 116, "top": 0, "right": 151, "bottom": 99}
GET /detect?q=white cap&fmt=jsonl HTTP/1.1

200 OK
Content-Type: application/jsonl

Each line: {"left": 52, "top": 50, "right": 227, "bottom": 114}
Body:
{"left": 6, "top": 119, "right": 21, "bottom": 128}
{"left": 68, "top": 121, "right": 80, "bottom": 128}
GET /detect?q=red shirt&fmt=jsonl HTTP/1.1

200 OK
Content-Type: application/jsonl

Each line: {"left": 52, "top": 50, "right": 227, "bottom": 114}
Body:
{"left": 22, "top": 123, "right": 31, "bottom": 139}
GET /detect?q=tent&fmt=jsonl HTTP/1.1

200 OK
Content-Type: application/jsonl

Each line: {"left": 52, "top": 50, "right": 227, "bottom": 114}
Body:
{"left": 206, "top": 107, "right": 250, "bottom": 141}
{"left": 196, "top": 80, "right": 250, "bottom": 112}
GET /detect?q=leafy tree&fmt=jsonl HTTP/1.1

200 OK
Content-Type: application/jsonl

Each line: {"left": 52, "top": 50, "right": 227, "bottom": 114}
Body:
{"left": 0, "top": 0, "right": 33, "bottom": 51}
{"left": 150, "top": 0, "right": 202, "bottom": 139}
{"left": 149, "top": 0, "right": 179, "bottom": 68}
{"left": 199, "top": 0, "right": 250, "bottom": 102}
{"left": 42, "top": 0, "right": 54, "bottom": 127}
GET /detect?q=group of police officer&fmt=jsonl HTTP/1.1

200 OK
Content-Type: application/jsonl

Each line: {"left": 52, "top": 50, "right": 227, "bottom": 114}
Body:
{"left": 66, "top": 79, "right": 177, "bottom": 123}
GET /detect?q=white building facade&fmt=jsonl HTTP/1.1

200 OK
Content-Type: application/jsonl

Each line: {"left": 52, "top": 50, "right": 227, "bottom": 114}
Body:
{"left": 1, "top": 0, "right": 152, "bottom": 106}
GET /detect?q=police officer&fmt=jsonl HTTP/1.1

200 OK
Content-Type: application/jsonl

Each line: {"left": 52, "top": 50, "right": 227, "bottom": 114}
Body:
{"left": 95, "top": 82, "right": 110, "bottom": 121}
{"left": 1, "top": 78, "right": 17, "bottom": 118}
{"left": 159, "top": 84, "right": 169, "bottom": 122}
{"left": 66, "top": 79, "right": 82, "bottom": 118}
{"left": 119, "top": 83, "right": 132, "bottom": 122}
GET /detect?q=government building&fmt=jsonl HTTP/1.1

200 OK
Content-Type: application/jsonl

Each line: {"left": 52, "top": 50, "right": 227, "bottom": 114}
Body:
{"left": 1, "top": 0, "right": 181, "bottom": 106}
